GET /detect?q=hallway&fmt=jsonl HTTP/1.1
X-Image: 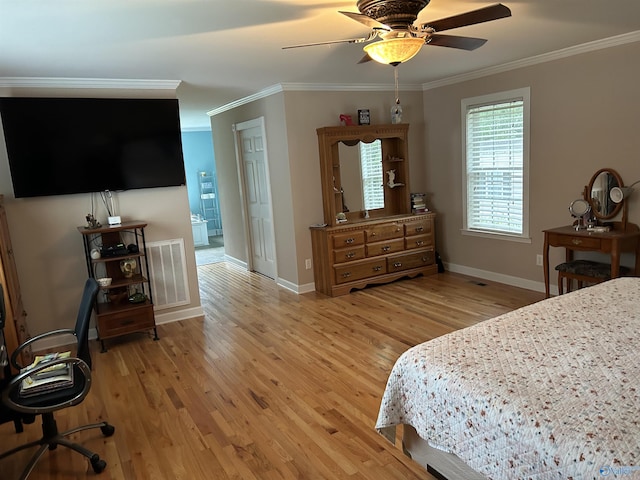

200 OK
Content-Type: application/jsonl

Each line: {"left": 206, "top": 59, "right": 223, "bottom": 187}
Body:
{"left": 194, "top": 235, "right": 224, "bottom": 266}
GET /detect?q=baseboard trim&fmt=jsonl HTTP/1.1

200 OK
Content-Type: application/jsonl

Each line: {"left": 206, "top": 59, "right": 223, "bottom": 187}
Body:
{"left": 155, "top": 306, "right": 204, "bottom": 325}
{"left": 277, "top": 278, "right": 315, "bottom": 294}
{"left": 445, "top": 262, "right": 558, "bottom": 296}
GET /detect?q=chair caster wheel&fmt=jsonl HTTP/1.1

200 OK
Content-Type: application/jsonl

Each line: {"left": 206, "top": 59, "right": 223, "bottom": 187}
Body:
{"left": 101, "top": 423, "right": 115, "bottom": 437}
{"left": 90, "top": 455, "right": 107, "bottom": 473}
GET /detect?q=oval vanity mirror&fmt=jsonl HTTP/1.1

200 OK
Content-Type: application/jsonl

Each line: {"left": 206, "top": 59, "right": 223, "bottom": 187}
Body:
{"left": 586, "top": 168, "right": 623, "bottom": 220}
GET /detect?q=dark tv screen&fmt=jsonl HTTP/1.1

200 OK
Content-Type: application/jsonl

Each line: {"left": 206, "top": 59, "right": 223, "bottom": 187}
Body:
{"left": 0, "top": 97, "right": 186, "bottom": 198}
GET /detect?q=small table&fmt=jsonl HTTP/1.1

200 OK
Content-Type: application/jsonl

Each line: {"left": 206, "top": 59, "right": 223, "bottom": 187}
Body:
{"left": 543, "top": 224, "right": 640, "bottom": 298}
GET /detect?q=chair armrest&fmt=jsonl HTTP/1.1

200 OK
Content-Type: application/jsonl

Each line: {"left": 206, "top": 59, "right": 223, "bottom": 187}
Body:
{"left": 10, "top": 328, "right": 76, "bottom": 370}
{"left": 2, "top": 356, "right": 92, "bottom": 415}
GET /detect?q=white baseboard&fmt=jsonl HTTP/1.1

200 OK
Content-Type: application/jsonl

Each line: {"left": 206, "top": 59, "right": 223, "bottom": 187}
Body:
{"left": 224, "top": 255, "right": 246, "bottom": 269}
{"left": 155, "top": 306, "right": 204, "bottom": 325}
{"left": 277, "top": 277, "right": 315, "bottom": 294}
{"left": 29, "top": 308, "right": 204, "bottom": 352}
{"left": 445, "top": 262, "right": 558, "bottom": 296}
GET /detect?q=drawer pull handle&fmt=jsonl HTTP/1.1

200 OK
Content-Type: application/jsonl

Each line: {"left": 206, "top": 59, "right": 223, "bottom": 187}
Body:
{"left": 572, "top": 239, "right": 582, "bottom": 245}
{"left": 345, "top": 238, "right": 355, "bottom": 244}
{"left": 416, "top": 240, "right": 424, "bottom": 246}
{"left": 422, "top": 256, "right": 429, "bottom": 262}
{"left": 371, "top": 232, "right": 377, "bottom": 237}
{"left": 415, "top": 226, "right": 424, "bottom": 232}
{"left": 373, "top": 266, "right": 382, "bottom": 272}
{"left": 382, "top": 245, "right": 390, "bottom": 252}
{"left": 341, "top": 272, "right": 351, "bottom": 278}
{"left": 394, "top": 262, "right": 402, "bottom": 268}
{"left": 121, "top": 319, "right": 135, "bottom": 326}
{"left": 346, "top": 252, "right": 356, "bottom": 258}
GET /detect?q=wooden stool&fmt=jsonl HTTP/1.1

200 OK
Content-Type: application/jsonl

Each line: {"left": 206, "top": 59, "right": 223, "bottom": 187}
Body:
{"left": 555, "top": 260, "right": 631, "bottom": 294}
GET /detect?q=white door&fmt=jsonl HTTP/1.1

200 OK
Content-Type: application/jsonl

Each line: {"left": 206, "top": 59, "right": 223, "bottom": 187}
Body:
{"left": 235, "top": 118, "right": 276, "bottom": 280}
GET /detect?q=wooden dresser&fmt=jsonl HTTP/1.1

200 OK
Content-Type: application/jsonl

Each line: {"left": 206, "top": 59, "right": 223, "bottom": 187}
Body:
{"left": 311, "top": 213, "right": 437, "bottom": 296}
{"left": 310, "top": 123, "right": 438, "bottom": 296}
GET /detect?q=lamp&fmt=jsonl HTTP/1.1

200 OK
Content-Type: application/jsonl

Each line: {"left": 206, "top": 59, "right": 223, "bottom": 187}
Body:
{"left": 363, "top": 37, "right": 425, "bottom": 66}
{"left": 610, "top": 180, "right": 640, "bottom": 204}
{"left": 609, "top": 180, "right": 640, "bottom": 231}
{"left": 609, "top": 186, "right": 633, "bottom": 204}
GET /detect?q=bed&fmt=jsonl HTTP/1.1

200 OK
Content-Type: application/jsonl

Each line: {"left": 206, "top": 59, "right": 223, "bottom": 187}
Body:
{"left": 376, "top": 277, "right": 640, "bottom": 480}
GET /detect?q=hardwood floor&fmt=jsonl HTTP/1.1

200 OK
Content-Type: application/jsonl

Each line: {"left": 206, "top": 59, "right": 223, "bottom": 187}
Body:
{"left": 0, "top": 264, "right": 545, "bottom": 479}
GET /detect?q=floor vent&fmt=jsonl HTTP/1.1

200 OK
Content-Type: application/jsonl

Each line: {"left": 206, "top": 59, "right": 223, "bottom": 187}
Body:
{"left": 471, "top": 281, "right": 487, "bottom": 286}
{"left": 146, "top": 239, "right": 190, "bottom": 310}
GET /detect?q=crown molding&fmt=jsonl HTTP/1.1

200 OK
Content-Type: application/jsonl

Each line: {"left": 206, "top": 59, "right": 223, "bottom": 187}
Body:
{"left": 207, "top": 84, "right": 284, "bottom": 117}
{"left": 278, "top": 82, "right": 421, "bottom": 92}
{"left": 207, "top": 82, "right": 422, "bottom": 117}
{"left": 422, "top": 30, "right": 640, "bottom": 90}
{"left": 0, "top": 77, "right": 181, "bottom": 90}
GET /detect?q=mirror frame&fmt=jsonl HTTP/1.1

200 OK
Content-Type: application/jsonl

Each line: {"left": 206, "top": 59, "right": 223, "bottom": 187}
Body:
{"left": 585, "top": 168, "right": 624, "bottom": 220}
{"left": 316, "top": 124, "right": 411, "bottom": 226}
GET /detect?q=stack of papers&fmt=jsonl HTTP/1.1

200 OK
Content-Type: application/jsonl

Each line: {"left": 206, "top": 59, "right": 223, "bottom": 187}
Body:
{"left": 19, "top": 351, "right": 74, "bottom": 397}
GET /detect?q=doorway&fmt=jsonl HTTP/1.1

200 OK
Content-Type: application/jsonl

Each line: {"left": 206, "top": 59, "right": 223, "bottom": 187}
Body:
{"left": 180, "top": 129, "right": 225, "bottom": 266}
{"left": 234, "top": 117, "right": 276, "bottom": 280}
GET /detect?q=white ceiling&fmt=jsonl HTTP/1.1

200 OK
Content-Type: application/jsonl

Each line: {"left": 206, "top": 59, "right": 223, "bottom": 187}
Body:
{"left": 2, "top": 0, "right": 640, "bottom": 129}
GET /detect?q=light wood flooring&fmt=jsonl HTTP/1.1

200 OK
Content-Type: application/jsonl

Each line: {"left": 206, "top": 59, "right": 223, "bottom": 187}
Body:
{"left": 0, "top": 264, "right": 545, "bottom": 479}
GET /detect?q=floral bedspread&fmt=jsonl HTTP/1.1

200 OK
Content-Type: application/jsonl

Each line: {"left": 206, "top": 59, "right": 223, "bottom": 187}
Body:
{"left": 376, "top": 277, "right": 640, "bottom": 480}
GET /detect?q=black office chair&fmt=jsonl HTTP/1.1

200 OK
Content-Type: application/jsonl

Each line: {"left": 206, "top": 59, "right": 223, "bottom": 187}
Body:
{"left": 0, "top": 278, "right": 115, "bottom": 479}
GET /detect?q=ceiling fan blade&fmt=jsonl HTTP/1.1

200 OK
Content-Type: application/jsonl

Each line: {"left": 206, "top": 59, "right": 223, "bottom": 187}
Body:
{"left": 421, "top": 3, "right": 511, "bottom": 32}
{"left": 339, "top": 11, "right": 390, "bottom": 31}
{"left": 357, "top": 53, "right": 373, "bottom": 64}
{"left": 427, "top": 34, "right": 487, "bottom": 50}
{"left": 282, "top": 37, "right": 369, "bottom": 49}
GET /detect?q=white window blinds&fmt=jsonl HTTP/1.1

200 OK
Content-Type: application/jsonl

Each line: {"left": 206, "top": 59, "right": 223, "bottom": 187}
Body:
{"left": 465, "top": 97, "right": 525, "bottom": 235}
{"left": 360, "top": 140, "right": 384, "bottom": 210}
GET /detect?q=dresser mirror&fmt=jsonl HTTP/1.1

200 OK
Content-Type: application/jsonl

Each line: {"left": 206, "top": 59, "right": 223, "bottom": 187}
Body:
{"left": 337, "top": 141, "right": 383, "bottom": 215}
{"left": 585, "top": 168, "right": 623, "bottom": 220}
{"left": 316, "top": 124, "right": 411, "bottom": 226}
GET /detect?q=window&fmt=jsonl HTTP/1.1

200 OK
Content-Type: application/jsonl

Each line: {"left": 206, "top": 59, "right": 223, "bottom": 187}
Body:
{"left": 360, "top": 139, "right": 384, "bottom": 210}
{"left": 462, "top": 88, "right": 530, "bottom": 240}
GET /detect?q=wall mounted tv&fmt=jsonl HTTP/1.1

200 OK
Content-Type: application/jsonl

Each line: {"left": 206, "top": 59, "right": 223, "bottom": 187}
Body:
{"left": 0, "top": 97, "right": 187, "bottom": 198}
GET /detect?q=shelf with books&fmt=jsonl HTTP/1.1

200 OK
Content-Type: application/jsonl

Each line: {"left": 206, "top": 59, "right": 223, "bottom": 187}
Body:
{"left": 411, "top": 193, "right": 428, "bottom": 214}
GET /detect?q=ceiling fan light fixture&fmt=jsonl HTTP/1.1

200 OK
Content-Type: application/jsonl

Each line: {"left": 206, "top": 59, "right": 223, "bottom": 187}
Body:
{"left": 363, "top": 37, "right": 424, "bottom": 65}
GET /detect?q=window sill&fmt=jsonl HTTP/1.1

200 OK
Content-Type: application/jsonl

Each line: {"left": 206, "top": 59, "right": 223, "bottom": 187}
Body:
{"left": 461, "top": 229, "right": 531, "bottom": 244}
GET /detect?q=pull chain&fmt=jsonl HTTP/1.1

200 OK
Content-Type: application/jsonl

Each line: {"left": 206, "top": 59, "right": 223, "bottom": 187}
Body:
{"left": 391, "top": 66, "right": 403, "bottom": 124}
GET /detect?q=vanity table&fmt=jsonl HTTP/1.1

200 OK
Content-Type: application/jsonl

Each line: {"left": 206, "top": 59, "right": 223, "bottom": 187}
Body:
{"left": 542, "top": 224, "right": 640, "bottom": 298}
{"left": 310, "top": 123, "right": 438, "bottom": 296}
{"left": 543, "top": 168, "right": 640, "bottom": 297}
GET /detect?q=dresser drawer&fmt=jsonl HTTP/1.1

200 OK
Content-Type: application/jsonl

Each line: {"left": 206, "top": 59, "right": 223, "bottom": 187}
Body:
{"left": 97, "top": 304, "right": 155, "bottom": 339}
{"left": 364, "top": 223, "right": 403, "bottom": 242}
{"left": 334, "top": 259, "right": 387, "bottom": 284}
{"left": 404, "top": 218, "right": 433, "bottom": 237}
{"left": 332, "top": 231, "right": 365, "bottom": 249}
{"left": 366, "top": 238, "right": 405, "bottom": 257}
{"left": 553, "top": 235, "right": 602, "bottom": 250}
{"left": 387, "top": 248, "right": 435, "bottom": 272}
{"left": 333, "top": 245, "right": 366, "bottom": 264}
{"left": 405, "top": 234, "right": 433, "bottom": 250}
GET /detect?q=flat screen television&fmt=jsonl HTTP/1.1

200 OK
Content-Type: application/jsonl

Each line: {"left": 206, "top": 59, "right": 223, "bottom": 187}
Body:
{"left": 0, "top": 97, "right": 186, "bottom": 198}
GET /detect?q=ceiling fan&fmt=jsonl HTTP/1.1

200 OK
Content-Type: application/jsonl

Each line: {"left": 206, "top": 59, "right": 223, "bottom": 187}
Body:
{"left": 283, "top": 1, "right": 511, "bottom": 66}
